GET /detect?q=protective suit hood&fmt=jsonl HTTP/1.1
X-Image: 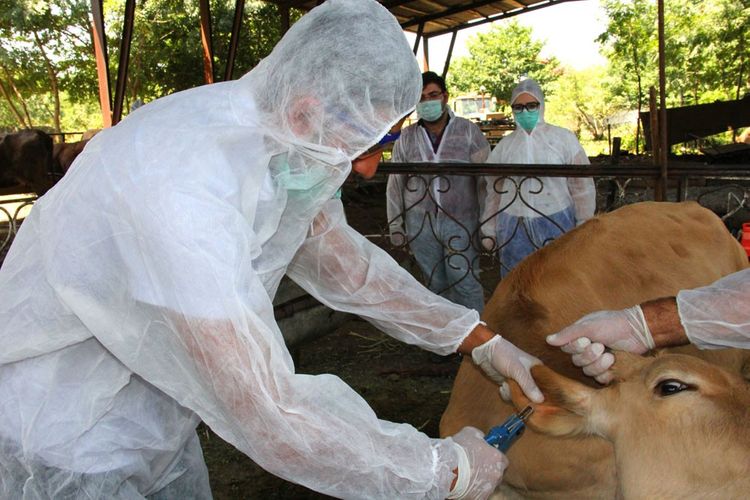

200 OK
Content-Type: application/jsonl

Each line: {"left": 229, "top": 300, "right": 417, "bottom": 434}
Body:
{"left": 236, "top": 0, "right": 421, "bottom": 162}
{"left": 511, "top": 78, "right": 546, "bottom": 126}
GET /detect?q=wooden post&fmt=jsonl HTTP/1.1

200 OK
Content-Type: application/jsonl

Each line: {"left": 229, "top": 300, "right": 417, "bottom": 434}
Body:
{"left": 657, "top": 0, "right": 668, "bottom": 201}
{"left": 90, "top": 0, "right": 112, "bottom": 127}
{"left": 199, "top": 0, "right": 214, "bottom": 84}
{"left": 649, "top": 87, "right": 662, "bottom": 199}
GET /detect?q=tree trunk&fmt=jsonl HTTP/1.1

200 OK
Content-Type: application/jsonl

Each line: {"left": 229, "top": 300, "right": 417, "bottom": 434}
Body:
{"left": 634, "top": 45, "right": 642, "bottom": 155}
{"left": 0, "top": 65, "right": 33, "bottom": 128}
{"left": 32, "top": 30, "right": 61, "bottom": 134}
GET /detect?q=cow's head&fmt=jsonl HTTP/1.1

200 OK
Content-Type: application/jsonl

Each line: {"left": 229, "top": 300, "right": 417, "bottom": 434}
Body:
{"left": 508, "top": 353, "right": 750, "bottom": 498}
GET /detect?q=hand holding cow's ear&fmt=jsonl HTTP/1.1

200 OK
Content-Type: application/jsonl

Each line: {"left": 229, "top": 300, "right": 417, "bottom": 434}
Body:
{"left": 546, "top": 306, "right": 655, "bottom": 383}
{"left": 471, "top": 336, "right": 544, "bottom": 403}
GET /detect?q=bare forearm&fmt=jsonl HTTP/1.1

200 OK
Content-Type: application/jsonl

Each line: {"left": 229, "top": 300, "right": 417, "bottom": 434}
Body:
{"left": 457, "top": 323, "right": 496, "bottom": 354}
{"left": 641, "top": 297, "right": 689, "bottom": 348}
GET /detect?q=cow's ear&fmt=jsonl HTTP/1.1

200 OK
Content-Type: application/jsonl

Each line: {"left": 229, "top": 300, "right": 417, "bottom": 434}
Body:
{"left": 508, "top": 364, "right": 596, "bottom": 437}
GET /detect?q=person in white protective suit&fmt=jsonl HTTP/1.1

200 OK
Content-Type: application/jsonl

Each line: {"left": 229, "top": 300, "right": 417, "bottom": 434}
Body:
{"left": 482, "top": 78, "right": 596, "bottom": 277}
{"left": 0, "top": 1, "right": 545, "bottom": 498}
{"left": 547, "top": 268, "right": 750, "bottom": 383}
{"left": 387, "top": 71, "right": 490, "bottom": 313}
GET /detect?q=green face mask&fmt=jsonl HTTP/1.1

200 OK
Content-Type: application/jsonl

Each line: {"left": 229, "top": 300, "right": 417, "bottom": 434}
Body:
{"left": 514, "top": 109, "right": 540, "bottom": 132}
{"left": 416, "top": 100, "right": 444, "bottom": 122}
{"left": 271, "top": 153, "right": 329, "bottom": 191}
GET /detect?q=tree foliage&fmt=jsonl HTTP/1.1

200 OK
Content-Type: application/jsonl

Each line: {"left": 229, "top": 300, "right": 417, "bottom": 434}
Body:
{"left": 598, "top": 0, "right": 749, "bottom": 110}
{"left": 447, "top": 21, "right": 561, "bottom": 106}
{"left": 0, "top": 0, "right": 298, "bottom": 132}
{"left": 0, "top": 0, "right": 92, "bottom": 132}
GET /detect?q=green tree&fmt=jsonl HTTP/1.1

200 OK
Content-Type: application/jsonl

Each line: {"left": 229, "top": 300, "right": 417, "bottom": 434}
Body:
{"left": 93, "top": 0, "right": 302, "bottom": 112}
{"left": 0, "top": 0, "right": 300, "bottom": 132}
{"left": 0, "top": 0, "right": 91, "bottom": 132}
{"left": 447, "top": 21, "right": 560, "bottom": 106}
{"left": 545, "top": 66, "right": 620, "bottom": 141}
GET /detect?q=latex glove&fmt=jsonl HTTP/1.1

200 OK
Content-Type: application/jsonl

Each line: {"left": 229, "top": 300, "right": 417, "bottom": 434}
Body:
{"left": 546, "top": 305, "right": 655, "bottom": 384}
{"left": 472, "top": 336, "right": 544, "bottom": 403}
{"left": 559, "top": 337, "right": 616, "bottom": 384}
{"left": 447, "top": 426, "right": 508, "bottom": 500}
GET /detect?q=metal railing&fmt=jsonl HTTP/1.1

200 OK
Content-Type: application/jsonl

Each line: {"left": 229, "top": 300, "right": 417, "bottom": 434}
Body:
{"left": 360, "top": 161, "right": 750, "bottom": 300}
{"left": 0, "top": 162, "right": 747, "bottom": 297}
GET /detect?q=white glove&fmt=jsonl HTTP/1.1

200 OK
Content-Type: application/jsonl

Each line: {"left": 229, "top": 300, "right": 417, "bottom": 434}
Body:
{"left": 546, "top": 305, "right": 655, "bottom": 384}
{"left": 472, "top": 336, "right": 543, "bottom": 403}
{"left": 447, "top": 427, "right": 508, "bottom": 500}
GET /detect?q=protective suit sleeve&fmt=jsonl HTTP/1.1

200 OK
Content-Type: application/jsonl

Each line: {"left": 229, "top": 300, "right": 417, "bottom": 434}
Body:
{"left": 386, "top": 139, "right": 407, "bottom": 245}
{"left": 80, "top": 189, "right": 459, "bottom": 500}
{"left": 288, "top": 199, "right": 481, "bottom": 355}
{"left": 565, "top": 139, "right": 596, "bottom": 224}
{"left": 676, "top": 268, "right": 750, "bottom": 350}
{"left": 469, "top": 125, "right": 491, "bottom": 164}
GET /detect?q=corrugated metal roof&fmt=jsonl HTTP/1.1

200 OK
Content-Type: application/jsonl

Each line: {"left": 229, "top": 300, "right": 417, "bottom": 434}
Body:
{"left": 270, "top": 0, "right": 580, "bottom": 36}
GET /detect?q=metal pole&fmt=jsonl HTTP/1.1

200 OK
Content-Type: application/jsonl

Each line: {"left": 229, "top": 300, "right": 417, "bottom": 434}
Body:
{"left": 112, "top": 0, "right": 135, "bottom": 125}
{"left": 280, "top": 1, "right": 291, "bottom": 34}
{"left": 224, "top": 0, "right": 245, "bottom": 81}
{"left": 412, "top": 23, "right": 424, "bottom": 55}
{"left": 90, "top": 0, "right": 112, "bottom": 127}
{"left": 441, "top": 30, "right": 457, "bottom": 79}
{"left": 657, "top": 0, "right": 668, "bottom": 201}
{"left": 422, "top": 36, "right": 429, "bottom": 71}
{"left": 199, "top": 0, "right": 214, "bottom": 84}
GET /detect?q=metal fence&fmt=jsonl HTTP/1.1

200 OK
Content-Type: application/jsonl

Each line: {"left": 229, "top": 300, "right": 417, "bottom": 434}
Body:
{"left": 361, "top": 161, "right": 750, "bottom": 300}
{"left": 0, "top": 162, "right": 748, "bottom": 302}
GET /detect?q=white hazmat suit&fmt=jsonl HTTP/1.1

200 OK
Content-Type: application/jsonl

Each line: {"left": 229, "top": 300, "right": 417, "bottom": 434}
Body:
{"left": 387, "top": 110, "right": 490, "bottom": 312}
{"left": 0, "top": 1, "right": 500, "bottom": 497}
{"left": 483, "top": 79, "right": 596, "bottom": 276}
{"left": 677, "top": 267, "right": 750, "bottom": 349}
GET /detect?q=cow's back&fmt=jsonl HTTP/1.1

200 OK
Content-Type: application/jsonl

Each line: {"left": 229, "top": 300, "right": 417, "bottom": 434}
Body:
{"left": 440, "top": 201, "right": 749, "bottom": 498}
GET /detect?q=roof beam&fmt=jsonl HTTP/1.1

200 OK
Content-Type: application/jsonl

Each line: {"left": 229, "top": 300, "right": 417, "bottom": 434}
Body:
{"left": 401, "top": 0, "right": 577, "bottom": 30}
{"left": 424, "top": 0, "right": 580, "bottom": 37}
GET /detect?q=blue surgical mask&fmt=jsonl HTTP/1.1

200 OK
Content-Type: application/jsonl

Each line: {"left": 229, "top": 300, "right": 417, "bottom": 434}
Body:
{"left": 514, "top": 109, "right": 540, "bottom": 132}
{"left": 416, "top": 100, "right": 444, "bottom": 122}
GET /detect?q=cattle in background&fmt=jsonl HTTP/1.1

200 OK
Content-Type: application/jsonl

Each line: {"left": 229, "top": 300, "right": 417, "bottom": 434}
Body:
{"left": 440, "top": 201, "right": 750, "bottom": 498}
{"left": 52, "top": 139, "right": 88, "bottom": 175}
{"left": 0, "top": 129, "right": 54, "bottom": 195}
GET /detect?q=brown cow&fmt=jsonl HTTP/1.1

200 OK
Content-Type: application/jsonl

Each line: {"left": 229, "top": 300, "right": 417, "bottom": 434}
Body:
{"left": 440, "top": 201, "right": 749, "bottom": 498}
{"left": 52, "top": 139, "right": 88, "bottom": 175}
{"left": 507, "top": 354, "right": 750, "bottom": 498}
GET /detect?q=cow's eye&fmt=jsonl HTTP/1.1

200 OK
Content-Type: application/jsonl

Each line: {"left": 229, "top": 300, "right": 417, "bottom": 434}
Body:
{"left": 655, "top": 379, "right": 692, "bottom": 397}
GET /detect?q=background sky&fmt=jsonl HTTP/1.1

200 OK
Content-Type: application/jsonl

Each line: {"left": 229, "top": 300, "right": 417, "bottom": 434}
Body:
{"left": 404, "top": 0, "right": 608, "bottom": 73}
